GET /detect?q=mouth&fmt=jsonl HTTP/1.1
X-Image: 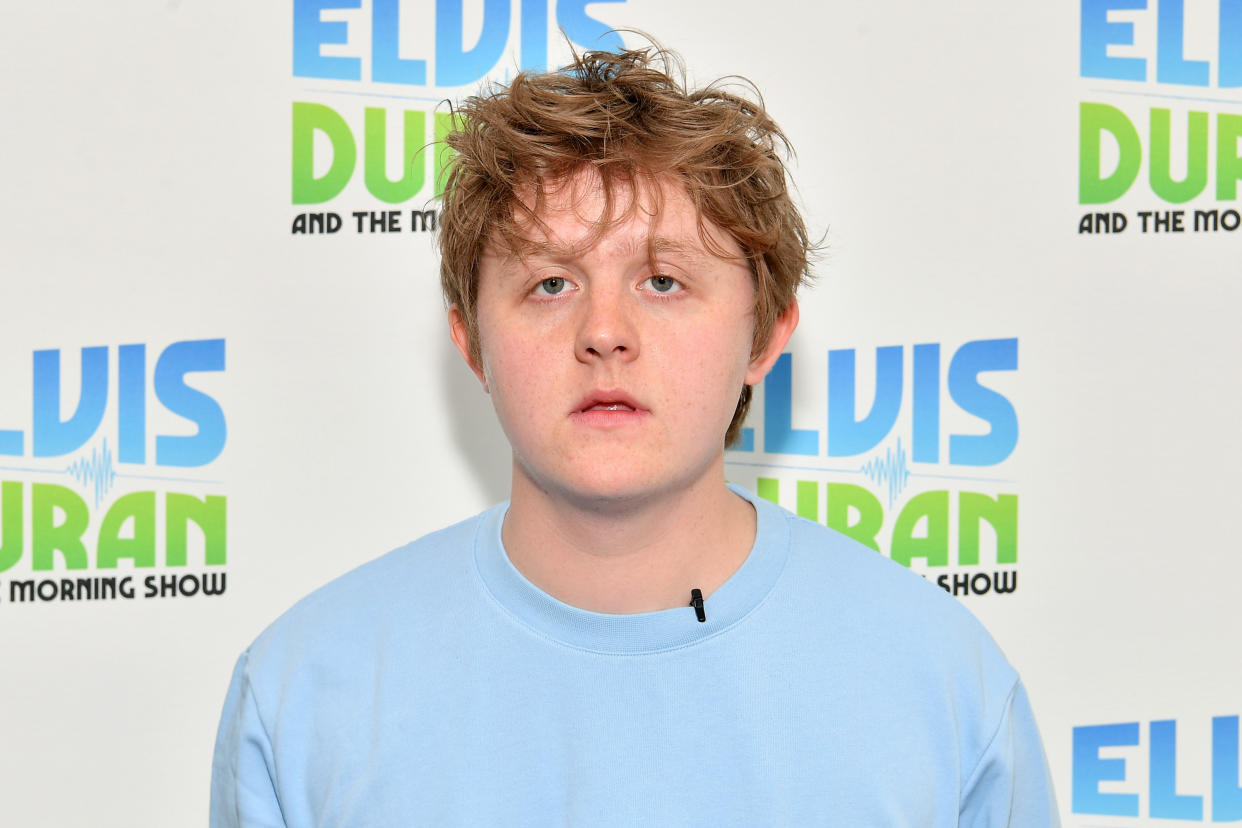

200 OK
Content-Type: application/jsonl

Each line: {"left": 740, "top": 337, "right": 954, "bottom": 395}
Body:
{"left": 583, "top": 402, "right": 636, "bottom": 412}
{"left": 572, "top": 390, "right": 648, "bottom": 417}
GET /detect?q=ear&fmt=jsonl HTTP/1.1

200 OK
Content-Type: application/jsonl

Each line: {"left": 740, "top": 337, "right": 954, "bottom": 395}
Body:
{"left": 448, "top": 306, "right": 489, "bottom": 393}
{"left": 744, "top": 300, "right": 800, "bottom": 385}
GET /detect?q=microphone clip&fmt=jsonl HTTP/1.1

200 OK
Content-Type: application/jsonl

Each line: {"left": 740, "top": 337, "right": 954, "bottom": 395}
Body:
{"left": 689, "top": 588, "right": 706, "bottom": 623}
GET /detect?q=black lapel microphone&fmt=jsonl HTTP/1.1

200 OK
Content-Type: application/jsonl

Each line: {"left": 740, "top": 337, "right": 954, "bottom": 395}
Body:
{"left": 689, "top": 588, "right": 706, "bottom": 622}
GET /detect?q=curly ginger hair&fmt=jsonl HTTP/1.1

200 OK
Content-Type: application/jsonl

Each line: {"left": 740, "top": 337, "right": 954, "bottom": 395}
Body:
{"left": 438, "top": 45, "right": 814, "bottom": 446}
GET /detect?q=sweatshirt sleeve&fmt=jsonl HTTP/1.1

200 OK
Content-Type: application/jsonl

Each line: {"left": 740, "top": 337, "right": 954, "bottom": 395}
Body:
{"left": 959, "top": 680, "right": 1062, "bottom": 827}
{"left": 210, "top": 652, "right": 287, "bottom": 828}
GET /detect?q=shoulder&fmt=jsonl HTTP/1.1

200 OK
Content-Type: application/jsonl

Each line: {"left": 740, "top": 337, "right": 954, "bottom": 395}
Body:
{"left": 239, "top": 507, "right": 496, "bottom": 692}
{"left": 776, "top": 506, "right": 1010, "bottom": 661}
{"left": 761, "top": 503, "right": 1021, "bottom": 760}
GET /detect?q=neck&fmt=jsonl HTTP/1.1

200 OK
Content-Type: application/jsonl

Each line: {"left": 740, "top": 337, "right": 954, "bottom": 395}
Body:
{"left": 501, "top": 460, "right": 756, "bottom": 614}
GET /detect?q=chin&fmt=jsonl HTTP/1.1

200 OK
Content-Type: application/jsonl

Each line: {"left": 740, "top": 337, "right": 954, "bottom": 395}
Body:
{"left": 515, "top": 440, "right": 723, "bottom": 506}
{"left": 560, "top": 474, "right": 658, "bottom": 506}
{"left": 552, "top": 463, "right": 714, "bottom": 511}
{"left": 515, "top": 457, "right": 644, "bottom": 501}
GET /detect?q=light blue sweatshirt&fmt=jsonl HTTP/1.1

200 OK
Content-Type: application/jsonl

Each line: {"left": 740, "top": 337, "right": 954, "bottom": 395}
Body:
{"left": 211, "top": 486, "right": 1059, "bottom": 826}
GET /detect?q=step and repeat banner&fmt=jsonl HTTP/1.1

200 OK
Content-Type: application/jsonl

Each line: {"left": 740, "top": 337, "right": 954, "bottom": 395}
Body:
{"left": 1, "top": 1, "right": 1239, "bottom": 825}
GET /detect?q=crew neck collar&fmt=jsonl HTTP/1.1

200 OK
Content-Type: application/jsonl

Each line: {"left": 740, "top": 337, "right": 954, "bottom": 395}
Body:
{"left": 472, "top": 484, "right": 790, "bottom": 654}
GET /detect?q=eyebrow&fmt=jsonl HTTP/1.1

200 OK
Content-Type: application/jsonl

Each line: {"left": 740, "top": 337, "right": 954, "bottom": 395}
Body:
{"left": 506, "top": 235, "right": 722, "bottom": 266}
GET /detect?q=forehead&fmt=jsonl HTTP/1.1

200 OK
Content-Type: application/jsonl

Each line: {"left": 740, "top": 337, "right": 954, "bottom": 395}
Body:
{"left": 493, "top": 168, "right": 743, "bottom": 263}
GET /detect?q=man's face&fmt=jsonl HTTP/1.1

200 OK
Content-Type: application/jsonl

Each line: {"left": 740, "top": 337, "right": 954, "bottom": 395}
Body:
{"left": 453, "top": 170, "right": 789, "bottom": 507}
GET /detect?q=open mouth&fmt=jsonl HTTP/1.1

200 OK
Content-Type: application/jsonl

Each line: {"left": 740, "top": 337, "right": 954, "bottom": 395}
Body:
{"left": 583, "top": 402, "right": 635, "bottom": 412}
{"left": 573, "top": 391, "right": 647, "bottom": 417}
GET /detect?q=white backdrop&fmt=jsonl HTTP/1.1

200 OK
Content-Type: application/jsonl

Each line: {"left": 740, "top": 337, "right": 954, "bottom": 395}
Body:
{"left": 1, "top": 1, "right": 1239, "bottom": 825}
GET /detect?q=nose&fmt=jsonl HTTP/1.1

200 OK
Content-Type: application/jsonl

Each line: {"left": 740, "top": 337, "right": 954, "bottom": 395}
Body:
{"left": 575, "top": 288, "right": 639, "bottom": 364}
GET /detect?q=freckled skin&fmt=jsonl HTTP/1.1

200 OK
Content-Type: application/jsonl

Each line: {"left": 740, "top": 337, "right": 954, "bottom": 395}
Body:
{"left": 449, "top": 170, "right": 798, "bottom": 612}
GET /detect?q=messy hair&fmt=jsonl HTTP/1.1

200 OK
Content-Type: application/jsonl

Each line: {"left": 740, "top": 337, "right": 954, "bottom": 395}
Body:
{"left": 438, "top": 44, "right": 814, "bottom": 447}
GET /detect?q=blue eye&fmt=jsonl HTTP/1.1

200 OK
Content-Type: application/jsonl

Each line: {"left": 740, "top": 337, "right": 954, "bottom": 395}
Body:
{"left": 535, "top": 277, "right": 567, "bottom": 295}
{"left": 646, "top": 275, "right": 682, "bottom": 293}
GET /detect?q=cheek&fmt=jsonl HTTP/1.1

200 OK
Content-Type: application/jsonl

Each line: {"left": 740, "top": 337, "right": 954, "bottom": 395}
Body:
{"left": 665, "top": 319, "right": 755, "bottom": 415}
{"left": 478, "top": 327, "right": 556, "bottom": 429}
{"left": 481, "top": 340, "right": 529, "bottom": 402}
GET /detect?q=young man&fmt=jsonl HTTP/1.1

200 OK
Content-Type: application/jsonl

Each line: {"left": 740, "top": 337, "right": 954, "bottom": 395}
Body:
{"left": 211, "top": 47, "right": 1058, "bottom": 826}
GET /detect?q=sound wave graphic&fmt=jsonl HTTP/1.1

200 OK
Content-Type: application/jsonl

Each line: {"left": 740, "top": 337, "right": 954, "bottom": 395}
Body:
{"left": 65, "top": 439, "right": 118, "bottom": 507}
{"left": 860, "top": 439, "right": 911, "bottom": 506}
